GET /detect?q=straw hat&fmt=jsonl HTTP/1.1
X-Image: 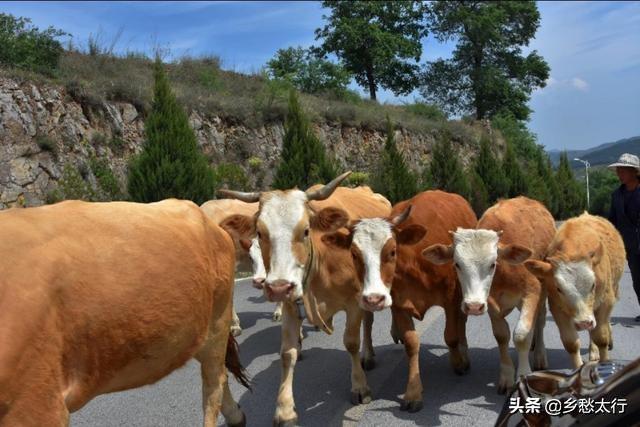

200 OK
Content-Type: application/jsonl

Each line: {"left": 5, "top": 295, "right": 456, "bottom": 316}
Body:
{"left": 607, "top": 153, "right": 640, "bottom": 172}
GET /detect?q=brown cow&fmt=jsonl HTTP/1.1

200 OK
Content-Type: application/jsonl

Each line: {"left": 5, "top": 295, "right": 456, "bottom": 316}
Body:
{"left": 423, "top": 197, "right": 554, "bottom": 393}
{"left": 219, "top": 174, "right": 398, "bottom": 426}
{"left": 388, "top": 190, "right": 477, "bottom": 412}
{"left": 525, "top": 213, "right": 625, "bottom": 368}
{"left": 0, "top": 200, "right": 248, "bottom": 427}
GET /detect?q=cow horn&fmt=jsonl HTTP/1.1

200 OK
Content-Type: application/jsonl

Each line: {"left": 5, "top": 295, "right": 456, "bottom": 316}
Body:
{"left": 390, "top": 205, "right": 412, "bottom": 226}
{"left": 217, "top": 189, "right": 261, "bottom": 203}
{"left": 305, "top": 171, "right": 352, "bottom": 201}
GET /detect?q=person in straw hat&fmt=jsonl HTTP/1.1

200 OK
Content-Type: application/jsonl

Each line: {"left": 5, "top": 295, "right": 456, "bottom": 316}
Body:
{"left": 608, "top": 153, "right": 640, "bottom": 321}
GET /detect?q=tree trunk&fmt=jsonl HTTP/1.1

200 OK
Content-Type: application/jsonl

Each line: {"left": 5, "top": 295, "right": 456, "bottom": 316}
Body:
{"left": 365, "top": 64, "right": 377, "bottom": 101}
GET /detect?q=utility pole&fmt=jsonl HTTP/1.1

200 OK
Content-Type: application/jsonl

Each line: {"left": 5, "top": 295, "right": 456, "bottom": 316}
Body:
{"left": 574, "top": 158, "right": 590, "bottom": 210}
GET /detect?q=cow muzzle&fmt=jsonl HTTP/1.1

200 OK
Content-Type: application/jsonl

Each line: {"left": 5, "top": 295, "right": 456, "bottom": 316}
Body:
{"left": 463, "top": 301, "right": 486, "bottom": 316}
{"left": 265, "top": 279, "right": 295, "bottom": 302}
{"left": 575, "top": 319, "right": 596, "bottom": 331}
{"left": 361, "top": 293, "right": 388, "bottom": 312}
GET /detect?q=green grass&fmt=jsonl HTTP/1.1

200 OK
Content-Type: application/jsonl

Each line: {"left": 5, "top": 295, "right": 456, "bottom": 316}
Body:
{"left": 0, "top": 50, "right": 460, "bottom": 135}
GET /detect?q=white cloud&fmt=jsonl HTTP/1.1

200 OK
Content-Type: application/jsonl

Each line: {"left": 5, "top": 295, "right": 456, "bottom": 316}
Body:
{"left": 571, "top": 77, "right": 589, "bottom": 91}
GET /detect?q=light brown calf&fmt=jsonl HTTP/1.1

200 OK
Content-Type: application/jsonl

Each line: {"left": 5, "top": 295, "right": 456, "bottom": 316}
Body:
{"left": 424, "top": 197, "right": 554, "bottom": 393}
{"left": 525, "top": 213, "right": 624, "bottom": 368}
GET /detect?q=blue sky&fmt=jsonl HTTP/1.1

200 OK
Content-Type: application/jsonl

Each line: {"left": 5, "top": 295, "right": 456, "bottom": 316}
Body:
{"left": 1, "top": 1, "right": 638, "bottom": 151}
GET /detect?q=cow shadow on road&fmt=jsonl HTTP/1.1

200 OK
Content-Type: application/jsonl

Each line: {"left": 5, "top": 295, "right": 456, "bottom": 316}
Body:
{"left": 610, "top": 316, "right": 638, "bottom": 328}
{"left": 233, "top": 340, "right": 575, "bottom": 427}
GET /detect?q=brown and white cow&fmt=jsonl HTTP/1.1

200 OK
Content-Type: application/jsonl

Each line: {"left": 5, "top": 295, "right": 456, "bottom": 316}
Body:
{"left": 423, "top": 197, "right": 554, "bottom": 394}
{"left": 0, "top": 199, "right": 248, "bottom": 427}
{"left": 387, "top": 190, "right": 477, "bottom": 412}
{"left": 219, "top": 173, "right": 396, "bottom": 426}
{"left": 525, "top": 212, "right": 624, "bottom": 368}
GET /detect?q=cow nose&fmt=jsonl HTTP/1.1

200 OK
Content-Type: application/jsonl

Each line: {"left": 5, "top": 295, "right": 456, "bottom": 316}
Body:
{"left": 464, "top": 302, "right": 486, "bottom": 316}
{"left": 363, "top": 294, "right": 385, "bottom": 306}
{"left": 252, "top": 277, "right": 266, "bottom": 289}
{"left": 575, "top": 320, "right": 595, "bottom": 331}
{"left": 265, "top": 279, "right": 294, "bottom": 302}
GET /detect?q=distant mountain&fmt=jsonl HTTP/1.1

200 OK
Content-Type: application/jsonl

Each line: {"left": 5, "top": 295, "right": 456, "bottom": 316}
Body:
{"left": 548, "top": 136, "right": 640, "bottom": 168}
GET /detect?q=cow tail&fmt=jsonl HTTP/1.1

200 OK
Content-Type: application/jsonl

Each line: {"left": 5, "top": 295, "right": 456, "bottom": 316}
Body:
{"left": 225, "top": 333, "right": 252, "bottom": 390}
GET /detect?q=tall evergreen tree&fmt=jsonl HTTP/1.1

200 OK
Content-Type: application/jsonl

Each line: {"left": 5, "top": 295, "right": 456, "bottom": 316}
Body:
{"left": 474, "top": 136, "right": 509, "bottom": 203}
{"left": 127, "top": 59, "right": 215, "bottom": 204}
{"left": 555, "top": 152, "right": 585, "bottom": 219}
{"left": 469, "top": 170, "right": 490, "bottom": 217}
{"left": 273, "top": 90, "right": 337, "bottom": 189}
{"left": 424, "top": 132, "right": 470, "bottom": 198}
{"left": 371, "top": 118, "right": 418, "bottom": 204}
{"left": 503, "top": 139, "right": 528, "bottom": 197}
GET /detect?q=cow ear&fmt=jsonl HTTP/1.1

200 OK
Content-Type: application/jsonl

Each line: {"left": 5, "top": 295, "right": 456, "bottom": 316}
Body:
{"left": 422, "top": 244, "right": 454, "bottom": 265}
{"left": 219, "top": 214, "right": 256, "bottom": 238}
{"left": 310, "top": 207, "right": 349, "bottom": 232}
{"left": 589, "top": 242, "right": 604, "bottom": 265}
{"left": 497, "top": 244, "right": 532, "bottom": 265}
{"left": 321, "top": 230, "right": 353, "bottom": 250}
{"left": 524, "top": 259, "right": 553, "bottom": 278}
{"left": 396, "top": 224, "right": 427, "bottom": 246}
{"left": 239, "top": 238, "right": 252, "bottom": 253}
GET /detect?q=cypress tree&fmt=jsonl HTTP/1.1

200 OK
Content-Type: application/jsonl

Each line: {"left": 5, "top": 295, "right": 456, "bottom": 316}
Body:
{"left": 371, "top": 118, "right": 418, "bottom": 204}
{"left": 273, "top": 90, "right": 336, "bottom": 189}
{"left": 503, "top": 139, "right": 528, "bottom": 197}
{"left": 555, "top": 151, "right": 585, "bottom": 219}
{"left": 424, "top": 132, "right": 470, "bottom": 198}
{"left": 127, "top": 58, "right": 215, "bottom": 204}
{"left": 469, "top": 170, "right": 490, "bottom": 217}
{"left": 475, "top": 136, "right": 509, "bottom": 203}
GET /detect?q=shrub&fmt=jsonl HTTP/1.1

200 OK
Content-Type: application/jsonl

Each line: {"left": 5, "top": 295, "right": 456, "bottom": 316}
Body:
{"left": 423, "top": 132, "right": 469, "bottom": 197}
{"left": 0, "top": 13, "right": 68, "bottom": 75}
{"left": 89, "top": 154, "right": 123, "bottom": 201}
{"left": 127, "top": 59, "right": 216, "bottom": 204}
{"left": 248, "top": 156, "right": 263, "bottom": 169}
{"left": 214, "top": 163, "right": 249, "bottom": 192}
{"left": 91, "top": 132, "right": 107, "bottom": 145}
{"left": 345, "top": 171, "right": 369, "bottom": 187}
{"left": 48, "top": 163, "right": 96, "bottom": 202}
{"left": 35, "top": 135, "right": 57, "bottom": 155}
{"left": 405, "top": 102, "right": 447, "bottom": 121}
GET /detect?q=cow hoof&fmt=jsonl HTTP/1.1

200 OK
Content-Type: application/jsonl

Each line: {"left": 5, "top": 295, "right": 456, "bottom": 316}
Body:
{"left": 400, "top": 400, "right": 423, "bottom": 413}
{"left": 231, "top": 326, "right": 242, "bottom": 337}
{"left": 350, "top": 389, "right": 372, "bottom": 405}
{"left": 227, "top": 412, "right": 246, "bottom": 427}
{"left": 361, "top": 357, "right": 376, "bottom": 371}
{"left": 497, "top": 383, "right": 513, "bottom": 395}
{"left": 454, "top": 364, "right": 470, "bottom": 376}
{"left": 273, "top": 418, "right": 297, "bottom": 427}
{"left": 272, "top": 312, "right": 282, "bottom": 322}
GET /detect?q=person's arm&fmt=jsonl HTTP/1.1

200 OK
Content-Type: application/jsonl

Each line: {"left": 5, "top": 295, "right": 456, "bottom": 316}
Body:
{"left": 608, "top": 191, "right": 617, "bottom": 227}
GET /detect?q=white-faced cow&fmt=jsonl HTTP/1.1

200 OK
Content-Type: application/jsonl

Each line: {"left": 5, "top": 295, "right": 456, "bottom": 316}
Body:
{"left": 219, "top": 173, "right": 398, "bottom": 426}
{"left": 0, "top": 199, "right": 248, "bottom": 427}
{"left": 385, "top": 190, "right": 477, "bottom": 412}
{"left": 423, "top": 197, "right": 554, "bottom": 394}
{"left": 525, "top": 212, "right": 624, "bottom": 368}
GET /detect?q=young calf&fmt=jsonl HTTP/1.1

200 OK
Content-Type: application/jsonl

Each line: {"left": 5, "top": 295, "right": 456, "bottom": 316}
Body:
{"left": 525, "top": 213, "right": 624, "bottom": 368}
{"left": 423, "top": 197, "right": 554, "bottom": 393}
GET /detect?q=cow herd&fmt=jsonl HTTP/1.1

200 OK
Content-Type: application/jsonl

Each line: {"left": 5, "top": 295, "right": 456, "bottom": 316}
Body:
{"left": 0, "top": 171, "right": 626, "bottom": 426}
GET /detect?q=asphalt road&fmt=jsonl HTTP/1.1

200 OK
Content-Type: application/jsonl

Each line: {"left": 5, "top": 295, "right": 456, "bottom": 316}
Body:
{"left": 72, "top": 267, "right": 640, "bottom": 427}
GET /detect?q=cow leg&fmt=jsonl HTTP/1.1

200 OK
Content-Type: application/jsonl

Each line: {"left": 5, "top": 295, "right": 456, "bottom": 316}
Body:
{"left": 231, "top": 305, "right": 242, "bottom": 337}
{"left": 531, "top": 289, "right": 548, "bottom": 371}
{"left": 273, "top": 302, "right": 302, "bottom": 427}
{"left": 361, "top": 310, "right": 376, "bottom": 371}
{"left": 344, "top": 306, "right": 371, "bottom": 404}
{"left": 221, "top": 375, "right": 245, "bottom": 427}
{"left": 197, "top": 337, "right": 232, "bottom": 427}
{"left": 457, "top": 311, "right": 470, "bottom": 372}
{"left": 273, "top": 302, "right": 283, "bottom": 322}
{"left": 393, "top": 307, "right": 423, "bottom": 412}
{"left": 489, "top": 307, "right": 515, "bottom": 394}
{"left": 513, "top": 294, "right": 538, "bottom": 381}
{"left": 550, "top": 303, "right": 582, "bottom": 368}
{"left": 590, "top": 304, "right": 613, "bottom": 362}
{"left": 444, "top": 303, "right": 469, "bottom": 375}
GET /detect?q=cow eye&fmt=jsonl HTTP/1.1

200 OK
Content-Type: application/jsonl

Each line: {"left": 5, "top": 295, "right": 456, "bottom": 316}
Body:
{"left": 591, "top": 283, "right": 596, "bottom": 292}
{"left": 257, "top": 231, "right": 262, "bottom": 239}
{"left": 490, "top": 263, "right": 496, "bottom": 269}
{"left": 304, "top": 228, "right": 309, "bottom": 237}
{"left": 556, "top": 285, "right": 563, "bottom": 294}
{"left": 390, "top": 250, "right": 396, "bottom": 257}
{"left": 454, "top": 263, "right": 460, "bottom": 269}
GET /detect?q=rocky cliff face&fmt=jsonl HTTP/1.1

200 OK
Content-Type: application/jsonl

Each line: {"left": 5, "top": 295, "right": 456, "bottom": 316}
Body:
{"left": 0, "top": 76, "right": 494, "bottom": 209}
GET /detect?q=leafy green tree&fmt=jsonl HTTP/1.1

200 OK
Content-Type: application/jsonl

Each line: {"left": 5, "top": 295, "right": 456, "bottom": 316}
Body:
{"left": 475, "top": 136, "right": 509, "bottom": 203}
{"left": 423, "top": 132, "right": 470, "bottom": 197}
{"left": 273, "top": 90, "right": 337, "bottom": 189}
{"left": 554, "top": 152, "right": 586, "bottom": 219}
{"left": 587, "top": 168, "right": 619, "bottom": 217}
{"left": 314, "top": 1, "right": 426, "bottom": 101}
{"left": 371, "top": 118, "right": 419, "bottom": 204}
{"left": 421, "top": 1, "right": 549, "bottom": 120}
{"left": 469, "top": 170, "right": 490, "bottom": 217}
{"left": 128, "top": 59, "right": 215, "bottom": 204}
{"left": 266, "top": 46, "right": 350, "bottom": 95}
{"left": 502, "top": 139, "right": 528, "bottom": 197}
{"left": 0, "top": 13, "right": 68, "bottom": 75}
